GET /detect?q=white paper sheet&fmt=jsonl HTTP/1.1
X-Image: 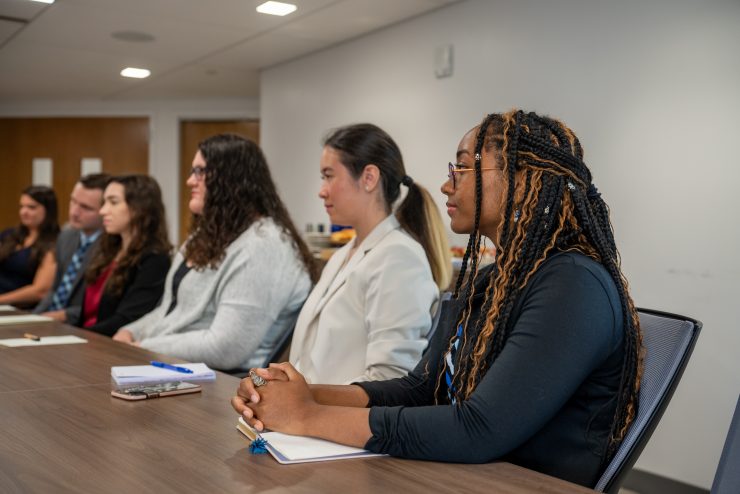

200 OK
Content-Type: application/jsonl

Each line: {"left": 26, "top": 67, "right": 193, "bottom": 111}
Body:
{"left": 0, "top": 314, "right": 54, "bottom": 325}
{"left": 0, "top": 335, "right": 87, "bottom": 347}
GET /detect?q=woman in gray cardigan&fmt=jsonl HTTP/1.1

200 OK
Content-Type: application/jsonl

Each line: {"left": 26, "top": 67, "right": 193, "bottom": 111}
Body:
{"left": 113, "top": 134, "right": 317, "bottom": 371}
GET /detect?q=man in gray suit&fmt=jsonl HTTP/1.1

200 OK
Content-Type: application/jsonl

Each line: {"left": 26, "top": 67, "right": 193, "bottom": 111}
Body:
{"left": 34, "top": 174, "right": 110, "bottom": 323}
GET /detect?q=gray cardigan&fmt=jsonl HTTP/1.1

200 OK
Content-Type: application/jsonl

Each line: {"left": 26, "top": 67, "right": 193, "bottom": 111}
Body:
{"left": 126, "top": 218, "right": 311, "bottom": 370}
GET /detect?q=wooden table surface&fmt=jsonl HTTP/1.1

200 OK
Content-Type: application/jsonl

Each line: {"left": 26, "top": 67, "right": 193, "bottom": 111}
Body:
{"left": 0, "top": 318, "right": 594, "bottom": 494}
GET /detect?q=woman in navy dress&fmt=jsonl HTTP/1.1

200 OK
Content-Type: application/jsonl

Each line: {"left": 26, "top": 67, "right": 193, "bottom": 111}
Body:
{"left": 0, "top": 185, "right": 59, "bottom": 307}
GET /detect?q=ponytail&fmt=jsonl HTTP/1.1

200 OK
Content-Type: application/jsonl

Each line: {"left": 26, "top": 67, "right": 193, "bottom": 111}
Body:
{"left": 396, "top": 182, "right": 451, "bottom": 290}
{"left": 324, "top": 123, "right": 451, "bottom": 290}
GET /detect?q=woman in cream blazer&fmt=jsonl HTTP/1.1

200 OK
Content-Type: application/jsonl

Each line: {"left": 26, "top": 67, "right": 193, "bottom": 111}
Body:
{"left": 289, "top": 124, "right": 451, "bottom": 384}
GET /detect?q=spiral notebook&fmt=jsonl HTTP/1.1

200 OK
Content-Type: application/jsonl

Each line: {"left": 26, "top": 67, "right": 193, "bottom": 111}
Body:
{"left": 236, "top": 417, "right": 383, "bottom": 464}
{"left": 111, "top": 363, "right": 216, "bottom": 385}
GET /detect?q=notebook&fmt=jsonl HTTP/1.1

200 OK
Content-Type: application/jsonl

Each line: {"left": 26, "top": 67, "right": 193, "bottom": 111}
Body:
{"left": 236, "top": 416, "right": 383, "bottom": 464}
{"left": 111, "top": 363, "right": 216, "bottom": 385}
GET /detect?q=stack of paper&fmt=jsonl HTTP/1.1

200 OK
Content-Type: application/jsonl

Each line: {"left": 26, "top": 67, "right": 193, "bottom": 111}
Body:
{"left": 111, "top": 363, "right": 216, "bottom": 385}
{"left": 236, "top": 417, "right": 383, "bottom": 464}
{"left": 0, "top": 335, "right": 87, "bottom": 347}
{"left": 0, "top": 314, "right": 53, "bottom": 325}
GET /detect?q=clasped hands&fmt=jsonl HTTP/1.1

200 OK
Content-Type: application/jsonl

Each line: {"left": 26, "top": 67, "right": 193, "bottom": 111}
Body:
{"left": 231, "top": 362, "right": 317, "bottom": 435}
{"left": 112, "top": 329, "right": 141, "bottom": 346}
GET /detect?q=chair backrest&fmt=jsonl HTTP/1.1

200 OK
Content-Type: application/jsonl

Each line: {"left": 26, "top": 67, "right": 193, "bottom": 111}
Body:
{"left": 425, "top": 291, "right": 452, "bottom": 348}
{"left": 223, "top": 324, "right": 295, "bottom": 378}
{"left": 262, "top": 322, "right": 294, "bottom": 368}
{"left": 595, "top": 308, "right": 702, "bottom": 493}
{"left": 711, "top": 395, "right": 740, "bottom": 494}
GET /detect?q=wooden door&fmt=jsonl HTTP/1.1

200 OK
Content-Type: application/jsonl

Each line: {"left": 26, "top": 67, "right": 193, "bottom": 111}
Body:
{"left": 0, "top": 117, "right": 149, "bottom": 230}
{"left": 178, "top": 120, "right": 259, "bottom": 245}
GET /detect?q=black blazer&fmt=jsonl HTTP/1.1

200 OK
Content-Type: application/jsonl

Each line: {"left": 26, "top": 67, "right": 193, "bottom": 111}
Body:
{"left": 80, "top": 251, "right": 171, "bottom": 337}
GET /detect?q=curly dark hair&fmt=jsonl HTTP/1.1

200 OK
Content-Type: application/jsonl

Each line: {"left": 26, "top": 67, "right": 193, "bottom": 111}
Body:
{"left": 85, "top": 175, "right": 172, "bottom": 296}
{"left": 184, "top": 134, "right": 318, "bottom": 282}
{"left": 0, "top": 185, "right": 59, "bottom": 266}
{"left": 439, "top": 110, "right": 643, "bottom": 463}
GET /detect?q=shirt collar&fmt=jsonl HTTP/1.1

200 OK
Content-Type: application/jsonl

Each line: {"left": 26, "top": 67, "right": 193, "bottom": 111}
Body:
{"left": 80, "top": 229, "right": 102, "bottom": 245}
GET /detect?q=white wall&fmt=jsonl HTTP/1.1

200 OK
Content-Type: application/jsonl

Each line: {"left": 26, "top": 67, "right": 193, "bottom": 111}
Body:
{"left": 0, "top": 98, "right": 260, "bottom": 242}
{"left": 261, "top": 0, "right": 740, "bottom": 488}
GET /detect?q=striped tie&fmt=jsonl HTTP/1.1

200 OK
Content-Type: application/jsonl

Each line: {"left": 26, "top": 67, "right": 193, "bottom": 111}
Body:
{"left": 444, "top": 323, "right": 463, "bottom": 405}
{"left": 48, "top": 236, "right": 95, "bottom": 311}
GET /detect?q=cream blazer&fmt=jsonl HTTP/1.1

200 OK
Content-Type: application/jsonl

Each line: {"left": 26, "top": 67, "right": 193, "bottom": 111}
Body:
{"left": 289, "top": 215, "right": 438, "bottom": 385}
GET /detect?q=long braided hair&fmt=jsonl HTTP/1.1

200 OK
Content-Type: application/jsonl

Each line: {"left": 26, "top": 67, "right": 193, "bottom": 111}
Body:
{"left": 439, "top": 110, "right": 643, "bottom": 460}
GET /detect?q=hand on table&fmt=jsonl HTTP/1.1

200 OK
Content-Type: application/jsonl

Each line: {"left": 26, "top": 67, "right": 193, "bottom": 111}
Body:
{"left": 41, "top": 310, "right": 67, "bottom": 322}
{"left": 112, "top": 329, "right": 136, "bottom": 344}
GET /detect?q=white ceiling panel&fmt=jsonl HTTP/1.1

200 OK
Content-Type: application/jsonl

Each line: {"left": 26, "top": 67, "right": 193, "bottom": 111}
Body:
{"left": 0, "top": 43, "right": 176, "bottom": 100}
{"left": 16, "top": 2, "right": 247, "bottom": 63}
{"left": 207, "top": 30, "right": 330, "bottom": 71}
{"left": 0, "top": 0, "right": 46, "bottom": 22}
{"left": 0, "top": 18, "right": 24, "bottom": 45}
{"left": 107, "top": 64, "right": 261, "bottom": 101}
{"left": 277, "top": 0, "right": 452, "bottom": 43}
{"left": 0, "top": 0, "right": 462, "bottom": 101}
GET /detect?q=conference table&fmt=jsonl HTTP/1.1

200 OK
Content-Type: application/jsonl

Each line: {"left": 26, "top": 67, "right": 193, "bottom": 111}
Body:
{"left": 0, "top": 316, "right": 595, "bottom": 494}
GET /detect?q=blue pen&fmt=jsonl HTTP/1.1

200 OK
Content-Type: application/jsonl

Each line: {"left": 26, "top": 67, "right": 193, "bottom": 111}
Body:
{"left": 150, "top": 361, "right": 194, "bottom": 374}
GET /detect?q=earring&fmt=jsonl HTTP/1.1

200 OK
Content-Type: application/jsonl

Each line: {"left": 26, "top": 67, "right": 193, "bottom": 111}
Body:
{"left": 365, "top": 186, "right": 370, "bottom": 192}
{"left": 514, "top": 209, "right": 521, "bottom": 222}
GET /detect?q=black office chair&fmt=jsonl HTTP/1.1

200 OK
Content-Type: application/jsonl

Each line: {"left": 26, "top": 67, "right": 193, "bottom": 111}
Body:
{"left": 424, "top": 291, "right": 452, "bottom": 348}
{"left": 711, "top": 394, "right": 740, "bottom": 494}
{"left": 262, "top": 322, "right": 295, "bottom": 367}
{"left": 226, "top": 325, "right": 295, "bottom": 378}
{"left": 595, "top": 308, "right": 702, "bottom": 493}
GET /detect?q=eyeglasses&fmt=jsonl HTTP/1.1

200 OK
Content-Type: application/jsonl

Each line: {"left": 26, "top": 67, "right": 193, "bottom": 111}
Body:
{"left": 447, "top": 162, "right": 496, "bottom": 189}
{"left": 190, "top": 166, "right": 206, "bottom": 181}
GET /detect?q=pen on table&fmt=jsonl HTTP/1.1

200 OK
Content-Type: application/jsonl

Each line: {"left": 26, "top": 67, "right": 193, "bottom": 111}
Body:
{"left": 150, "top": 361, "right": 194, "bottom": 374}
{"left": 23, "top": 333, "right": 41, "bottom": 342}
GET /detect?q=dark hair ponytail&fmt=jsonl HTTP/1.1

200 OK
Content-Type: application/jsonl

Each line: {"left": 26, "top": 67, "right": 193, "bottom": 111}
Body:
{"left": 324, "top": 123, "right": 450, "bottom": 289}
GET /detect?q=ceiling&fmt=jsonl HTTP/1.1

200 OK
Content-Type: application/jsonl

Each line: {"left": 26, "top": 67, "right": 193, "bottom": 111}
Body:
{"left": 0, "top": 0, "right": 459, "bottom": 102}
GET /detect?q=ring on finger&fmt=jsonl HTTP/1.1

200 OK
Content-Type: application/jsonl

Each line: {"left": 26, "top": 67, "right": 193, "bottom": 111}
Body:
{"left": 249, "top": 370, "right": 267, "bottom": 387}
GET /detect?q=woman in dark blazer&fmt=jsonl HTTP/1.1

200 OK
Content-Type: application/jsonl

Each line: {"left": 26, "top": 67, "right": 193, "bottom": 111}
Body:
{"left": 79, "top": 175, "right": 171, "bottom": 337}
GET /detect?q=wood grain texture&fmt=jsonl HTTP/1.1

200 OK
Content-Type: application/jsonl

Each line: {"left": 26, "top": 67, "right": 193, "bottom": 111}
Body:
{"left": 0, "top": 320, "right": 595, "bottom": 494}
{"left": 0, "top": 117, "right": 149, "bottom": 230}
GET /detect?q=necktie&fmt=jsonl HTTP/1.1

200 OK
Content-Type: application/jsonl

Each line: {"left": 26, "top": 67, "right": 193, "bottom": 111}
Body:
{"left": 48, "top": 236, "right": 95, "bottom": 311}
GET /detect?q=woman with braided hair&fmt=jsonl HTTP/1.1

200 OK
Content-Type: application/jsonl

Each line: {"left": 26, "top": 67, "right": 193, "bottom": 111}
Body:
{"left": 232, "top": 110, "right": 642, "bottom": 487}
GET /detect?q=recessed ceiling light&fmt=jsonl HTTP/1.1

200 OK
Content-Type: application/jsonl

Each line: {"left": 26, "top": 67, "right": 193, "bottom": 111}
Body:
{"left": 29, "top": 0, "right": 55, "bottom": 4}
{"left": 256, "top": 1, "right": 297, "bottom": 16}
{"left": 120, "top": 67, "right": 151, "bottom": 79}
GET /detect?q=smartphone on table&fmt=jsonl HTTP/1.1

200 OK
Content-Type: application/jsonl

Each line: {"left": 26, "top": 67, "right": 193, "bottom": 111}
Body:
{"left": 111, "top": 381, "right": 202, "bottom": 400}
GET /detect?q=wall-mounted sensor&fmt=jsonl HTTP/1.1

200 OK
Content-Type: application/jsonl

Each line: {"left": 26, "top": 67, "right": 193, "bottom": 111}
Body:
{"left": 435, "top": 44, "right": 453, "bottom": 79}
